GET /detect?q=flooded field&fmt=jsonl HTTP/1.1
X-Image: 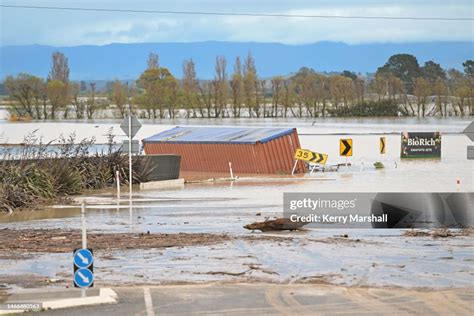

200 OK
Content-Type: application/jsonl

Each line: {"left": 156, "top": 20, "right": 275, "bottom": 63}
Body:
{"left": 0, "top": 117, "right": 473, "bottom": 290}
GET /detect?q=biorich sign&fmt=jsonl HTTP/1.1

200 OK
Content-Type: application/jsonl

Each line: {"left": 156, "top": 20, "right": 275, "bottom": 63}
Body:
{"left": 401, "top": 132, "right": 441, "bottom": 158}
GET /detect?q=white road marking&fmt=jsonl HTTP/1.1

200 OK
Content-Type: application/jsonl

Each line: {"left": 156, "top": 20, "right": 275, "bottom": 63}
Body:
{"left": 143, "top": 287, "right": 155, "bottom": 316}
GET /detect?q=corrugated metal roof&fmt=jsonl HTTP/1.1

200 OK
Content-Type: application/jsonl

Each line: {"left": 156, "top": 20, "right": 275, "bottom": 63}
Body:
{"left": 143, "top": 126, "right": 295, "bottom": 144}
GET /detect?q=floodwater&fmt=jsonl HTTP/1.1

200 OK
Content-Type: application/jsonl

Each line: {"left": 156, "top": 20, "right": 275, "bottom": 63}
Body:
{"left": 0, "top": 117, "right": 473, "bottom": 288}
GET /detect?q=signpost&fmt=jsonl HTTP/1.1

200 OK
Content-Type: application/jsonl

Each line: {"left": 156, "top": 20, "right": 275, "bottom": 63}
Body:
{"left": 339, "top": 139, "right": 353, "bottom": 157}
{"left": 74, "top": 202, "right": 94, "bottom": 292}
{"left": 120, "top": 115, "right": 142, "bottom": 201}
{"left": 380, "top": 137, "right": 386, "bottom": 154}
{"left": 121, "top": 115, "right": 142, "bottom": 233}
{"left": 292, "top": 148, "right": 328, "bottom": 175}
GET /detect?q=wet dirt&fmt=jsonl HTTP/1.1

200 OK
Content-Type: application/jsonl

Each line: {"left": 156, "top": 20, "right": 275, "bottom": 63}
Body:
{"left": 0, "top": 228, "right": 293, "bottom": 253}
{"left": 402, "top": 228, "right": 474, "bottom": 238}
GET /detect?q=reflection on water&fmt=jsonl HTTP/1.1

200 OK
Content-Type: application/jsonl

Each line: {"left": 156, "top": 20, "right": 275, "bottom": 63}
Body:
{"left": 0, "top": 206, "right": 81, "bottom": 223}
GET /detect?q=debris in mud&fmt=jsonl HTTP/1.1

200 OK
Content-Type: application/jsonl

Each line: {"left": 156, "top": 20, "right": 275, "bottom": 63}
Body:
{"left": 244, "top": 217, "right": 308, "bottom": 232}
{"left": 245, "top": 263, "right": 279, "bottom": 275}
{"left": 0, "top": 274, "right": 54, "bottom": 289}
{"left": 403, "top": 228, "right": 473, "bottom": 238}
{"left": 294, "top": 273, "right": 341, "bottom": 284}
{"left": 195, "top": 270, "right": 250, "bottom": 276}
{"left": 403, "top": 230, "right": 431, "bottom": 237}
{"left": 0, "top": 228, "right": 295, "bottom": 254}
{"left": 0, "top": 229, "right": 233, "bottom": 253}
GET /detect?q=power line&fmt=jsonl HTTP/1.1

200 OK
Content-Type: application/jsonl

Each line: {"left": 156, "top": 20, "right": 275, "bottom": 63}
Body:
{"left": 0, "top": 4, "right": 472, "bottom": 21}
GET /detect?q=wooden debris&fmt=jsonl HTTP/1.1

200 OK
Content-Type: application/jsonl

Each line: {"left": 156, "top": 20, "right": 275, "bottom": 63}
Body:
{"left": 244, "top": 218, "right": 308, "bottom": 232}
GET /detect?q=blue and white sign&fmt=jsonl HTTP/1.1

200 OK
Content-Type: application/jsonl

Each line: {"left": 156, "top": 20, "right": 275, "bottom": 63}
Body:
{"left": 73, "top": 249, "right": 94, "bottom": 269}
{"left": 74, "top": 268, "right": 94, "bottom": 288}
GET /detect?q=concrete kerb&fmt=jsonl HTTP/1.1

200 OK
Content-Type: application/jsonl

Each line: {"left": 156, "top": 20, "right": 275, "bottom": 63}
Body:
{"left": 0, "top": 288, "right": 118, "bottom": 314}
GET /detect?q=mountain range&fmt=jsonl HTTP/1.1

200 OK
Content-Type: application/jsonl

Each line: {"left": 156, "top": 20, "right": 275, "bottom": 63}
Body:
{"left": 1, "top": 41, "right": 472, "bottom": 80}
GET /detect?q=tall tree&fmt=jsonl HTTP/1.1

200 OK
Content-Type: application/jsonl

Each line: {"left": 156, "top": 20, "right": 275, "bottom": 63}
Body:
{"left": 69, "top": 82, "right": 85, "bottom": 119}
{"left": 48, "top": 51, "right": 70, "bottom": 83}
{"left": 137, "top": 66, "right": 178, "bottom": 118}
{"left": 421, "top": 61, "right": 446, "bottom": 84}
{"left": 230, "top": 57, "right": 243, "bottom": 118}
{"left": 243, "top": 52, "right": 257, "bottom": 117}
{"left": 433, "top": 78, "right": 447, "bottom": 116}
{"left": 271, "top": 76, "right": 283, "bottom": 117}
{"left": 414, "top": 77, "right": 430, "bottom": 117}
{"left": 463, "top": 60, "right": 474, "bottom": 78}
{"left": 86, "top": 82, "right": 96, "bottom": 119}
{"left": 5, "top": 73, "right": 44, "bottom": 119}
{"left": 47, "top": 80, "right": 67, "bottom": 119}
{"left": 111, "top": 80, "right": 128, "bottom": 118}
{"left": 48, "top": 51, "right": 70, "bottom": 118}
{"left": 182, "top": 59, "right": 199, "bottom": 117}
{"left": 213, "top": 56, "right": 227, "bottom": 118}
{"left": 147, "top": 53, "right": 159, "bottom": 70}
{"left": 377, "top": 54, "right": 421, "bottom": 94}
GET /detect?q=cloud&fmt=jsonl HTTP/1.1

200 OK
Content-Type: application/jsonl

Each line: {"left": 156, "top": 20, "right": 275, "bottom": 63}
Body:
{"left": 1, "top": 0, "right": 472, "bottom": 46}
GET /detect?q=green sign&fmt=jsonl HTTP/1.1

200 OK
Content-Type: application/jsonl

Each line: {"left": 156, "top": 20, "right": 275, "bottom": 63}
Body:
{"left": 401, "top": 132, "right": 441, "bottom": 158}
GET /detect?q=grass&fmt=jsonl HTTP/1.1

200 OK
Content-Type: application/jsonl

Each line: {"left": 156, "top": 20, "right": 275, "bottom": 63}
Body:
{"left": 0, "top": 130, "right": 153, "bottom": 212}
{"left": 373, "top": 161, "right": 385, "bottom": 169}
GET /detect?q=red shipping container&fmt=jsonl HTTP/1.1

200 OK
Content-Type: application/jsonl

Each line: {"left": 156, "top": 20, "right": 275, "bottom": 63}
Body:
{"left": 142, "top": 126, "right": 306, "bottom": 174}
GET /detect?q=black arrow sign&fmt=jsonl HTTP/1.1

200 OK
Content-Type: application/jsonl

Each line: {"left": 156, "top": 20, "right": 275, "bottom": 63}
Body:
{"left": 341, "top": 140, "right": 352, "bottom": 156}
{"left": 315, "top": 153, "right": 325, "bottom": 163}
{"left": 309, "top": 152, "right": 325, "bottom": 163}
{"left": 380, "top": 138, "right": 385, "bottom": 154}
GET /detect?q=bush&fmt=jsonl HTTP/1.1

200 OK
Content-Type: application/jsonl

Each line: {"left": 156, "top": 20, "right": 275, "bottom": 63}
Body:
{"left": 0, "top": 131, "right": 153, "bottom": 212}
{"left": 329, "top": 100, "right": 400, "bottom": 117}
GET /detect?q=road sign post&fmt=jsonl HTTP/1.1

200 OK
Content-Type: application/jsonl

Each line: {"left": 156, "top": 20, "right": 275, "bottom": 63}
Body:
{"left": 74, "top": 202, "right": 94, "bottom": 292}
{"left": 120, "top": 115, "right": 142, "bottom": 201}
{"left": 120, "top": 114, "right": 142, "bottom": 234}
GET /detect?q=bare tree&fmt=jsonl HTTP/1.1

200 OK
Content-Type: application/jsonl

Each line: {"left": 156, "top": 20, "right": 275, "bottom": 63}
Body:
{"left": 111, "top": 80, "right": 128, "bottom": 118}
{"left": 271, "top": 76, "right": 283, "bottom": 117}
{"left": 182, "top": 59, "right": 199, "bottom": 117}
{"left": 147, "top": 53, "right": 159, "bottom": 70}
{"left": 213, "top": 56, "right": 227, "bottom": 118}
{"left": 48, "top": 51, "right": 70, "bottom": 118}
{"left": 414, "top": 77, "right": 430, "bottom": 117}
{"left": 230, "top": 57, "right": 243, "bottom": 118}
{"left": 86, "top": 83, "right": 96, "bottom": 119}
{"left": 48, "top": 51, "right": 70, "bottom": 83}
{"left": 243, "top": 52, "right": 257, "bottom": 117}
{"left": 69, "top": 82, "right": 85, "bottom": 119}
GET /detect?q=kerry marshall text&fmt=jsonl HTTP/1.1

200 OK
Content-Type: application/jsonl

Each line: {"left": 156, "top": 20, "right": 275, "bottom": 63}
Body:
{"left": 289, "top": 214, "right": 388, "bottom": 224}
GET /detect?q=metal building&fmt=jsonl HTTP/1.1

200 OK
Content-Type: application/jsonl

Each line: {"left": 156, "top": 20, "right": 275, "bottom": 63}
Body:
{"left": 142, "top": 126, "right": 305, "bottom": 174}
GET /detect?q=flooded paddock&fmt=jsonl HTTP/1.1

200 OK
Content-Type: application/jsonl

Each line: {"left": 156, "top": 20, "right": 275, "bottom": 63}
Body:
{"left": 0, "top": 117, "right": 473, "bottom": 289}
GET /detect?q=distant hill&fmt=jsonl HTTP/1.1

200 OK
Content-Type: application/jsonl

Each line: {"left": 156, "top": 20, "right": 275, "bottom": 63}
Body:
{"left": 1, "top": 41, "right": 472, "bottom": 80}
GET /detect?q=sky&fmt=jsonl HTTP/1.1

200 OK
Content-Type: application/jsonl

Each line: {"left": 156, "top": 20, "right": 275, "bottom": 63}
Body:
{"left": 1, "top": 0, "right": 473, "bottom": 46}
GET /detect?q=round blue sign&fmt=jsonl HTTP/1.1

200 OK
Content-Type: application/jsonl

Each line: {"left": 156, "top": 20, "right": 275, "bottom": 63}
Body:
{"left": 74, "top": 268, "right": 94, "bottom": 288}
{"left": 73, "top": 249, "right": 94, "bottom": 268}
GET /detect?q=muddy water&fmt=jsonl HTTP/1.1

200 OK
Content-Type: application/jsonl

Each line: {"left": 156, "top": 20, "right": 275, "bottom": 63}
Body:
{"left": 0, "top": 118, "right": 473, "bottom": 288}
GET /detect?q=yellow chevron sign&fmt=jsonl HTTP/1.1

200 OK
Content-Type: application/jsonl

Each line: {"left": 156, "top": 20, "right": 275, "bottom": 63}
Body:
{"left": 339, "top": 139, "right": 353, "bottom": 156}
{"left": 380, "top": 137, "right": 386, "bottom": 154}
{"left": 294, "top": 149, "right": 328, "bottom": 165}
